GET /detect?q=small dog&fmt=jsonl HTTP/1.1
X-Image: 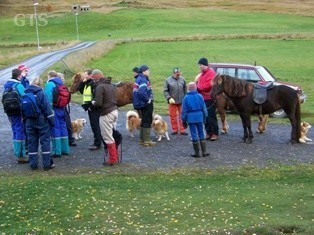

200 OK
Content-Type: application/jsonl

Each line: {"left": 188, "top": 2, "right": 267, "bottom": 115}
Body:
{"left": 126, "top": 110, "right": 141, "bottom": 137}
{"left": 299, "top": 121, "right": 312, "bottom": 143}
{"left": 152, "top": 114, "right": 170, "bottom": 141}
{"left": 71, "top": 118, "right": 87, "bottom": 139}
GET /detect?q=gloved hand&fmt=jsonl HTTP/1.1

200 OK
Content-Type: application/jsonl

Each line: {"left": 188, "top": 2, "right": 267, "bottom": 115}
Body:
{"left": 168, "top": 98, "right": 175, "bottom": 104}
{"left": 182, "top": 121, "right": 188, "bottom": 129}
{"left": 48, "top": 116, "right": 55, "bottom": 127}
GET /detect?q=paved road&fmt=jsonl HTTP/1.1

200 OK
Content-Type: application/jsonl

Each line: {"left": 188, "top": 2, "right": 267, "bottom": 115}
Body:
{"left": 0, "top": 41, "right": 95, "bottom": 88}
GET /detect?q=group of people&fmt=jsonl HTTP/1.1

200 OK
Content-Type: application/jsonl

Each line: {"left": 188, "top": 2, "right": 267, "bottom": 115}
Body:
{"left": 131, "top": 57, "right": 219, "bottom": 158}
{"left": 3, "top": 66, "right": 76, "bottom": 170}
{"left": 3, "top": 56, "right": 219, "bottom": 169}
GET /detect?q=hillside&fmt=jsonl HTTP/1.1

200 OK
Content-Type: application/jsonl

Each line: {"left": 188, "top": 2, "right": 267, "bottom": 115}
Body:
{"left": 0, "top": 0, "right": 313, "bottom": 16}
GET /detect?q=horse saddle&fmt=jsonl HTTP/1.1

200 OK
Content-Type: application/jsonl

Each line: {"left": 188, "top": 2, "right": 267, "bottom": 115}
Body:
{"left": 253, "top": 82, "right": 275, "bottom": 104}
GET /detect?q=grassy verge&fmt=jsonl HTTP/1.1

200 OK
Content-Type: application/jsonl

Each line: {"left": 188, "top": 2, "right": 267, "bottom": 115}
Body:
{"left": 0, "top": 165, "right": 312, "bottom": 234}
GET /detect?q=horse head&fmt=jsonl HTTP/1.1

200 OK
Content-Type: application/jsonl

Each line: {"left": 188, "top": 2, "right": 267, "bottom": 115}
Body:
{"left": 210, "top": 73, "right": 224, "bottom": 99}
{"left": 69, "top": 72, "right": 85, "bottom": 94}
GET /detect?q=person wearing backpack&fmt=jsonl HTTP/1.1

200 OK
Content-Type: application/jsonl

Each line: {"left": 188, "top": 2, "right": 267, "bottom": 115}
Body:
{"left": 57, "top": 72, "right": 76, "bottom": 147}
{"left": 2, "top": 69, "right": 28, "bottom": 163}
{"left": 44, "top": 70, "right": 70, "bottom": 158}
{"left": 23, "top": 77, "right": 56, "bottom": 170}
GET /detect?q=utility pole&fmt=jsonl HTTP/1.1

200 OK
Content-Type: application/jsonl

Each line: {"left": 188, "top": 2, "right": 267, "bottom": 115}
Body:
{"left": 33, "top": 0, "right": 40, "bottom": 50}
{"left": 72, "top": 4, "right": 90, "bottom": 41}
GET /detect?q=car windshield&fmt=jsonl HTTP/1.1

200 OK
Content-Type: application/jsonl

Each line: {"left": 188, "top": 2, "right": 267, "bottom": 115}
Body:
{"left": 256, "top": 66, "right": 275, "bottom": 82}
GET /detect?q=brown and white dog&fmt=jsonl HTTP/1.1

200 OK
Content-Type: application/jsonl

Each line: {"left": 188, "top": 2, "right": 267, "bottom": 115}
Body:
{"left": 152, "top": 114, "right": 170, "bottom": 141}
{"left": 71, "top": 118, "right": 87, "bottom": 139}
{"left": 299, "top": 121, "right": 312, "bottom": 143}
{"left": 126, "top": 110, "right": 141, "bottom": 137}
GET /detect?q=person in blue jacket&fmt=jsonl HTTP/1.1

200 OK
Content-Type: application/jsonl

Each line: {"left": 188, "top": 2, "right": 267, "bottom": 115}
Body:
{"left": 3, "top": 69, "right": 28, "bottom": 163}
{"left": 181, "top": 82, "right": 210, "bottom": 158}
{"left": 44, "top": 70, "right": 70, "bottom": 158}
{"left": 25, "top": 77, "right": 55, "bottom": 170}
{"left": 132, "top": 65, "right": 156, "bottom": 147}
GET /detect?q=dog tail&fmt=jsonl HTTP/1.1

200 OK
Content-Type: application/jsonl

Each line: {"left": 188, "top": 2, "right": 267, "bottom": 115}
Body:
{"left": 126, "top": 110, "right": 139, "bottom": 130}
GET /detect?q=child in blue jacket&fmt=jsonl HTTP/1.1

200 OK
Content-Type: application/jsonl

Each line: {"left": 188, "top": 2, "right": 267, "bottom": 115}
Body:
{"left": 181, "top": 82, "right": 210, "bottom": 157}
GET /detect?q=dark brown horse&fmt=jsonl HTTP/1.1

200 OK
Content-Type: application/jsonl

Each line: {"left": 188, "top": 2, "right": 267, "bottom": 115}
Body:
{"left": 210, "top": 74, "right": 301, "bottom": 144}
{"left": 70, "top": 73, "right": 133, "bottom": 107}
{"left": 215, "top": 93, "right": 269, "bottom": 134}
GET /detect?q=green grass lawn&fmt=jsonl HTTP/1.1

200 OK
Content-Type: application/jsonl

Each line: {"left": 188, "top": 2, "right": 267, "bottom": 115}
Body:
{"left": 0, "top": 165, "right": 313, "bottom": 234}
{"left": 1, "top": 9, "right": 313, "bottom": 44}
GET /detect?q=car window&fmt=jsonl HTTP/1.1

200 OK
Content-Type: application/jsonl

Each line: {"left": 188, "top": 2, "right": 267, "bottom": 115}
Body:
{"left": 246, "top": 69, "right": 260, "bottom": 82}
{"left": 256, "top": 67, "right": 276, "bottom": 82}
{"left": 216, "top": 68, "right": 236, "bottom": 77}
{"left": 237, "top": 69, "right": 247, "bottom": 80}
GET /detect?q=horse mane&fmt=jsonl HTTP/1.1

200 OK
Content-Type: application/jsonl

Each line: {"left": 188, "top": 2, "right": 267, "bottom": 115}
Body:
{"left": 222, "top": 75, "right": 247, "bottom": 97}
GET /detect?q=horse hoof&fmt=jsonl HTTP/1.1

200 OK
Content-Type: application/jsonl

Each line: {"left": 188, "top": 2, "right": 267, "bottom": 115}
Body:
{"left": 289, "top": 139, "right": 298, "bottom": 145}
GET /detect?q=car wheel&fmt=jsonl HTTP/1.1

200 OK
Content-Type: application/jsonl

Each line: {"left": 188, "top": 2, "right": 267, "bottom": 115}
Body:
{"left": 270, "top": 109, "right": 287, "bottom": 118}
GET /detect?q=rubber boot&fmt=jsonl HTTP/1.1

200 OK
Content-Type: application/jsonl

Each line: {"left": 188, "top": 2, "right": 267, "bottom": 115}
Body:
{"left": 139, "top": 127, "right": 144, "bottom": 145}
{"left": 200, "top": 140, "right": 210, "bottom": 157}
{"left": 104, "top": 143, "right": 119, "bottom": 166}
{"left": 143, "top": 127, "right": 156, "bottom": 147}
{"left": 191, "top": 141, "right": 200, "bottom": 158}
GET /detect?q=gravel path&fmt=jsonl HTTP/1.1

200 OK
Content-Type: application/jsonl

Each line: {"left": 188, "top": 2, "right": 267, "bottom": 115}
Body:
{"left": 0, "top": 103, "right": 313, "bottom": 173}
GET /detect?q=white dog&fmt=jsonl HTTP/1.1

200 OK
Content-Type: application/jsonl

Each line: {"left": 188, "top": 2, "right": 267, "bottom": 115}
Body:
{"left": 152, "top": 114, "right": 170, "bottom": 141}
{"left": 71, "top": 118, "right": 87, "bottom": 139}
{"left": 299, "top": 121, "right": 312, "bottom": 143}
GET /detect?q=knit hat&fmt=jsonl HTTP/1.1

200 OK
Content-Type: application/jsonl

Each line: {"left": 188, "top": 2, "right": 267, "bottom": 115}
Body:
{"left": 198, "top": 57, "right": 208, "bottom": 66}
{"left": 91, "top": 69, "right": 104, "bottom": 79}
{"left": 18, "top": 64, "right": 28, "bottom": 71}
{"left": 139, "top": 65, "right": 149, "bottom": 73}
{"left": 132, "top": 67, "right": 139, "bottom": 73}
{"left": 188, "top": 82, "right": 197, "bottom": 91}
{"left": 173, "top": 67, "right": 180, "bottom": 74}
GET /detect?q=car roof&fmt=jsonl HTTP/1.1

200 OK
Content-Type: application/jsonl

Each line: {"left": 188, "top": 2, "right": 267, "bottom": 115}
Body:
{"left": 209, "top": 62, "right": 261, "bottom": 68}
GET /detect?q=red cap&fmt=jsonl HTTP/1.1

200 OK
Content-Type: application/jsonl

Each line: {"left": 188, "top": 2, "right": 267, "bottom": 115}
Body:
{"left": 18, "top": 65, "right": 28, "bottom": 71}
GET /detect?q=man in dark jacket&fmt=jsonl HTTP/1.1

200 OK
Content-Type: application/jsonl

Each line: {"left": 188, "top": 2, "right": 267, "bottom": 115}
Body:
{"left": 78, "top": 69, "right": 102, "bottom": 151}
{"left": 24, "top": 77, "right": 55, "bottom": 170}
{"left": 91, "top": 69, "right": 119, "bottom": 166}
{"left": 132, "top": 65, "right": 156, "bottom": 147}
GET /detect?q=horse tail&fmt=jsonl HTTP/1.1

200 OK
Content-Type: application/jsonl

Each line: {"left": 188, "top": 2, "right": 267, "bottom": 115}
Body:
{"left": 295, "top": 100, "right": 301, "bottom": 140}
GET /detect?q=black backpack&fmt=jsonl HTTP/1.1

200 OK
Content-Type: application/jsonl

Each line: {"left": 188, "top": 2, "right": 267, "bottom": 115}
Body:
{"left": 1, "top": 84, "right": 22, "bottom": 116}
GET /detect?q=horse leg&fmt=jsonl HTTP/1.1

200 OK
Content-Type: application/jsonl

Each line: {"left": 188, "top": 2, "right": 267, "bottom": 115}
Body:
{"left": 239, "top": 114, "right": 249, "bottom": 143}
{"left": 217, "top": 106, "right": 229, "bottom": 134}
{"left": 285, "top": 102, "right": 300, "bottom": 144}
{"left": 257, "top": 114, "right": 268, "bottom": 133}
{"left": 240, "top": 114, "right": 253, "bottom": 144}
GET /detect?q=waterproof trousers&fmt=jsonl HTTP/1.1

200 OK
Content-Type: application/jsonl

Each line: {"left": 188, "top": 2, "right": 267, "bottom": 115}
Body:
{"left": 26, "top": 116, "right": 52, "bottom": 168}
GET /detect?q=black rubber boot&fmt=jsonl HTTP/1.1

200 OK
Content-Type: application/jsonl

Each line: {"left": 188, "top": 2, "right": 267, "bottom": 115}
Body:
{"left": 191, "top": 141, "right": 200, "bottom": 158}
{"left": 200, "top": 140, "right": 210, "bottom": 157}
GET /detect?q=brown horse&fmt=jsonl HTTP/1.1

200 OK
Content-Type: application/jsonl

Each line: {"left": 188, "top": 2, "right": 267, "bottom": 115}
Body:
{"left": 70, "top": 73, "right": 133, "bottom": 107}
{"left": 195, "top": 74, "right": 268, "bottom": 134}
{"left": 210, "top": 74, "right": 301, "bottom": 144}
{"left": 216, "top": 93, "right": 268, "bottom": 134}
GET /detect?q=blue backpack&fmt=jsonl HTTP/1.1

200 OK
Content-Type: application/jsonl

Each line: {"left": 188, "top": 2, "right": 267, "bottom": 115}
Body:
{"left": 21, "top": 92, "right": 41, "bottom": 119}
